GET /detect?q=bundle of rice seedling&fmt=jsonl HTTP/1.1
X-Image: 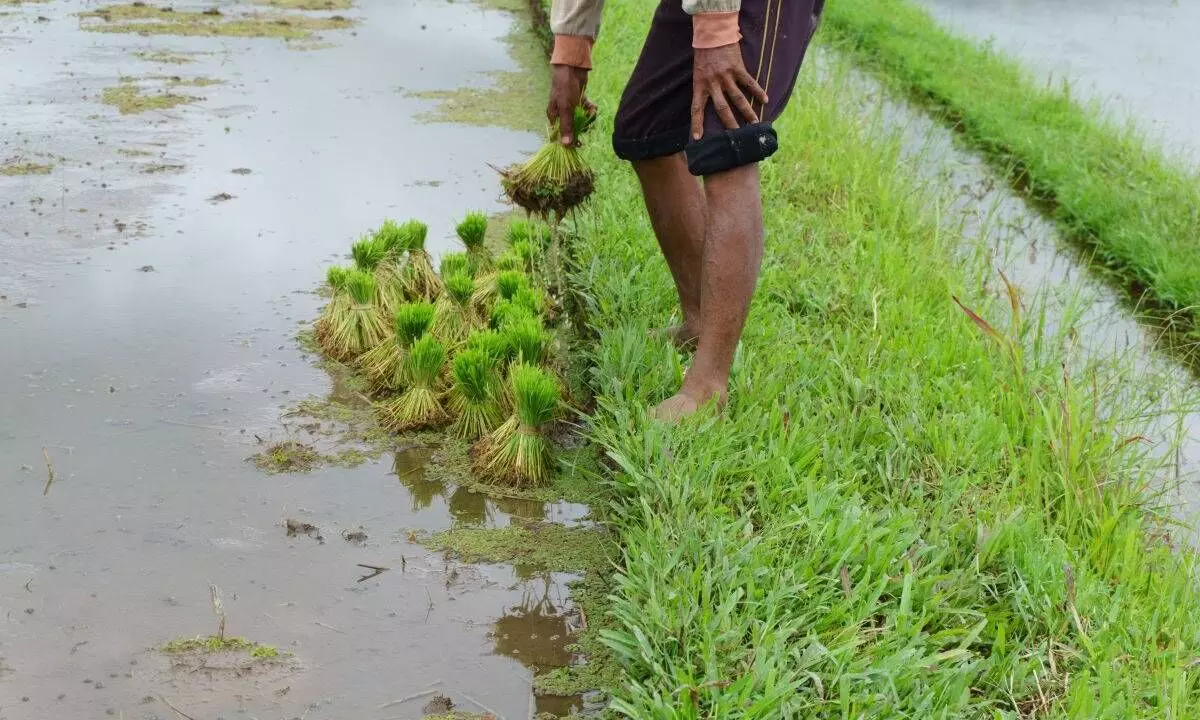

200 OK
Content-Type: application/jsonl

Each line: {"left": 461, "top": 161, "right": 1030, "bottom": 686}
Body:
{"left": 456, "top": 212, "right": 491, "bottom": 272}
{"left": 509, "top": 239, "right": 535, "bottom": 273}
{"left": 471, "top": 253, "right": 521, "bottom": 312}
{"left": 315, "top": 265, "right": 352, "bottom": 347}
{"left": 495, "top": 270, "right": 529, "bottom": 301}
{"left": 377, "top": 335, "right": 448, "bottom": 431}
{"left": 512, "top": 286, "right": 546, "bottom": 316}
{"left": 504, "top": 315, "right": 549, "bottom": 366}
{"left": 351, "top": 236, "right": 387, "bottom": 272}
{"left": 475, "top": 363, "right": 560, "bottom": 488}
{"left": 506, "top": 218, "right": 532, "bottom": 246}
{"left": 397, "top": 220, "right": 442, "bottom": 300}
{"left": 490, "top": 298, "right": 537, "bottom": 330}
{"left": 322, "top": 269, "right": 390, "bottom": 361}
{"left": 433, "top": 271, "right": 478, "bottom": 345}
{"left": 466, "top": 329, "right": 510, "bottom": 365}
{"left": 448, "top": 349, "right": 503, "bottom": 440}
{"left": 373, "top": 219, "right": 408, "bottom": 256}
{"left": 358, "top": 301, "right": 435, "bottom": 391}
{"left": 439, "top": 251, "right": 472, "bottom": 279}
{"left": 499, "top": 110, "right": 595, "bottom": 218}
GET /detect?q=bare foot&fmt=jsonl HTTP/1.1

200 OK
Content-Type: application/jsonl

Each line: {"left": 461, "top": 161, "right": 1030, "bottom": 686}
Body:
{"left": 648, "top": 324, "right": 699, "bottom": 351}
{"left": 651, "top": 383, "right": 726, "bottom": 423}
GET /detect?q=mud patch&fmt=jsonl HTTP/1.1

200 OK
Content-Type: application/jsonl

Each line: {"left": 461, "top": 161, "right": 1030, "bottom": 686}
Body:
{"left": 101, "top": 79, "right": 197, "bottom": 114}
{"left": 140, "top": 162, "right": 185, "bottom": 174}
{"left": 80, "top": 3, "right": 355, "bottom": 40}
{"left": 252, "top": 440, "right": 322, "bottom": 473}
{"left": 132, "top": 49, "right": 200, "bottom": 64}
{"left": 0, "top": 157, "right": 52, "bottom": 176}
{"left": 257, "top": 0, "right": 352, "bottom": 9}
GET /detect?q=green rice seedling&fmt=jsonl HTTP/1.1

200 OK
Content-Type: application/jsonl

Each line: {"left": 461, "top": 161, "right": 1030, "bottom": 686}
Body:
{"left": 456, "top": 211, "right": 491, "bottom": 271}
{"left": 321, "top": 269, "right": 390, "bottom": 361}
{"left": 351, "top": 234, "right": 405, "bottom": 309}
{"left": 506, "top": 218, "right": 532, "bottom": 246}
{"left": 503, "top": 315, "right": 549, "bottom": 366}
{"left": 471, "top": 253, "right": 528, "bottom": 313}
{"left": 351, "top": 237, "right": 387, "bottom": 272}
{"left": 474, "top": 363, "right": 559, "bottom": 488}
{"left": 490, "top": 298, "right": 537, "bottom": 331}
{"left": 439, "top": 251, "right": 472, "bottom": 279}
{"left": 466, "top": 329, "right": 510, "bottom": 365}
{"left": 495, "top": 270, "right": 529, "bottom": 301}
{"left": 499, "top": 115, "right": 595, "bottom": 218}
{"left": 509, "top": 239, "right": 535, "bottom": 272}
{"left": 373, "top": 219, "right": 408, "bottom": 256}
{"left": 433, "top": 271, "right": 478, "bottom": 345}
{"left": 398, "top": 220, "right": 442, "bottom": 300}
{"left": 448, "top": 349, "right": 502, "bottom": 440}
{"left": 357, "top": 301, "right": 435, "bottom": 391}
{"left": 376, "top": 335, "right": 448, "bottom": 431}
{"left": 315, "top": 265, "right": 352, "bottom": 348}
{"left": 511, "top": 286, "right": 545, "bottom": 316}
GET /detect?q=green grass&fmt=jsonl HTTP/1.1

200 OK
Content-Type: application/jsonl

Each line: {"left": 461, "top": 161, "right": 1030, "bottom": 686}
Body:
{"left": 566, "top": 0, "right": 1200, "bottom": 716}
{"left": 822, "top": 0, "right": 1200, "bottom": 329}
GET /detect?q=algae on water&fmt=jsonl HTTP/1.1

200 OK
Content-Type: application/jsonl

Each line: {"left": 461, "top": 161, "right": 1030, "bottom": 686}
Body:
{"left": 0, "top": 158, "right": 53, "bottom": 176}
{"left": 80, "top": 3, "right": 354, "bottom": 40}
{"left": 101, "top": 79, "right": 197, "bottom": 114}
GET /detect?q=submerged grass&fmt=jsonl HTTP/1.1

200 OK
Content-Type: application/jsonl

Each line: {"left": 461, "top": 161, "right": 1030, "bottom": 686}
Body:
{"left": 162, "top": 635, "right": 279, "bottom": 658}
{"left": 0, "top": 158, "right": 53, "bottom": 176}
{"left": 101, "top": 80, "right": 197, "bottom": 114}
{"left": 823, "top": 0, "right": 1200, "bottom": 331}
{"left": 567, "top": 0, "right": 1200, "bottom": 716}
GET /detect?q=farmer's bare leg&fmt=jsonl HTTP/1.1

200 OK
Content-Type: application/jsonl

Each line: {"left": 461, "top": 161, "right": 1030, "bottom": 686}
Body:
{"left": 655, "top": 163, "right": 762, "bottom": 420}
{"left": 633, "top": 153, "right": 705, "bottom": 345}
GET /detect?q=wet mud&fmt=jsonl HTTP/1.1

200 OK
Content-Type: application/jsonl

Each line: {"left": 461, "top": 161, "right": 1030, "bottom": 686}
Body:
{"left": 0, "top": 0, "right": 587, "bottom": 716}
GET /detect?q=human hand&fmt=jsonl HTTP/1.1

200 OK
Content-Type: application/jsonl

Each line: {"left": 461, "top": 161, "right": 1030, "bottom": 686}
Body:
{"left": 547, "top": 64, "right": 590, "bottom": 146}
{"left": 690, "top": 44, "right": 768, "bottom": 140}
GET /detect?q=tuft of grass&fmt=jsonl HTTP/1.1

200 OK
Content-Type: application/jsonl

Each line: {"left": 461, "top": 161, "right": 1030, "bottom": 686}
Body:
{"left": 824, "top": 0, "right": 1200, "bottom": 331}
{"left": 566, "top": 0, "right": 1200, "bottom": 715}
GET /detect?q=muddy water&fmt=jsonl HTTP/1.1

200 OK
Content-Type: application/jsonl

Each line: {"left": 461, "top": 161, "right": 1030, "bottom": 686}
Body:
{"left": 0, "top": 1, "right": 587, "bottom": 718}
{"left": 833, "top": 61, "right": 1200, "bottom": 536}
{"left": 915, "top": 0, "right": 1200, "bottom": 164}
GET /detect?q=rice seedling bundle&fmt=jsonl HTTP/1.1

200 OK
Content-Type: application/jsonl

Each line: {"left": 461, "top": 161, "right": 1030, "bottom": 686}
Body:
{"left": 358, "top": 301, "right": 435, "bottom": 391}
{"left": 377, "top": 335, "right": 448, "bottom": 431}
{"left": 490, "top": 298, "right": 537, "bottom": 331}
{"left": 322, "top": 269, "right": 390, "bottom": 361}
{"left": 315, "top": 265, "right": 352, "bottom": 347}
{"left": 495, "top": 270, "right": 529, "bottom": 301}
{"left": 503, "top": 315, "right": 549, "bottom": 366}
{"left": 433, "top": 271, "right": 478, "bottom": 345}
{"left": 397, "top": 220, "right": 442, "bottom": 300}
{"left": 499, "top": 109, "right": 596, "bottom": 218}
{"left": 456, "top": 212, "right": 491, "bottom": 272}
{"left": 449, "top": 349, "right": 503, "bottom": 440}
{"left": 439, "top": 251, "right": 472, "bottom": 279}
{"left": 474, "top": 363, "right": 560, "bottom": 488}
{"left": 466, "top": 329, "right": 510, "bottom": 366}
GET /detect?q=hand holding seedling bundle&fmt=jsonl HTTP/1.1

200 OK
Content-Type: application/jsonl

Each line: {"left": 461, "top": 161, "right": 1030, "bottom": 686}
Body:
{"left": 500, "top": 106, "right": 597, "bottom": 218}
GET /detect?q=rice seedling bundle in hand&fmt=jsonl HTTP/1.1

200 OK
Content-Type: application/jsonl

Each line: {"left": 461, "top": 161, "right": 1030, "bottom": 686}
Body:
{"left": 377, "top": 335, "right": 448, "bottom": 431}
{"left": 499, "top": 110, "right": 595, "bottom": 218}
{"left": 475, "top": 363, "right": 560, "bottom": 488}
{"left": 323, "top": 269, "right": 391, "bottom": 361}
{"left": 449, "top": 349, "right": 503, "bottom": 440}
{"left": 439, "top": 251, "right": 472, "bottom": 279}
{"left": 358, "top": 301, "right": 435, "bottom": 391}
{"left": 315, "top": 265, "right": 352, "bottom": 347}
{"left": 456, "top": 212, "right": 491, "bottom": 272}
{"left": 397, "top": 220, "right": 443, "bottom": 300}
{"left": 433, "top": 271, "right": 478, "bottom": 345}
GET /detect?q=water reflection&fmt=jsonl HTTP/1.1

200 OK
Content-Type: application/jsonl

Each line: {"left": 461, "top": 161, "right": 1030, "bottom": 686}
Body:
{"left": 491, "top": 573, "right": 583, "bottom": 715}
{"left": 392, "top": 447, "right": 443, "bottom": 511}
{"left": 449, "top": 485, "right": 490, "bottom": 524}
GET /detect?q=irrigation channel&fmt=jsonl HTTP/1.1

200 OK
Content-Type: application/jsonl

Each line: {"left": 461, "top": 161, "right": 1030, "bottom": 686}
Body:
{"left": 3, "top": 0, "right": 1200, "bottom": 718}
{"left": 0, "top": 0, "right": 594, "bottom": 718}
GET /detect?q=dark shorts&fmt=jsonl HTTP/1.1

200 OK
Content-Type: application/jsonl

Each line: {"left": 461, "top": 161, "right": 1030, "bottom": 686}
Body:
{"left": 612, "top": 0, "right": 824, "bottom": 176}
